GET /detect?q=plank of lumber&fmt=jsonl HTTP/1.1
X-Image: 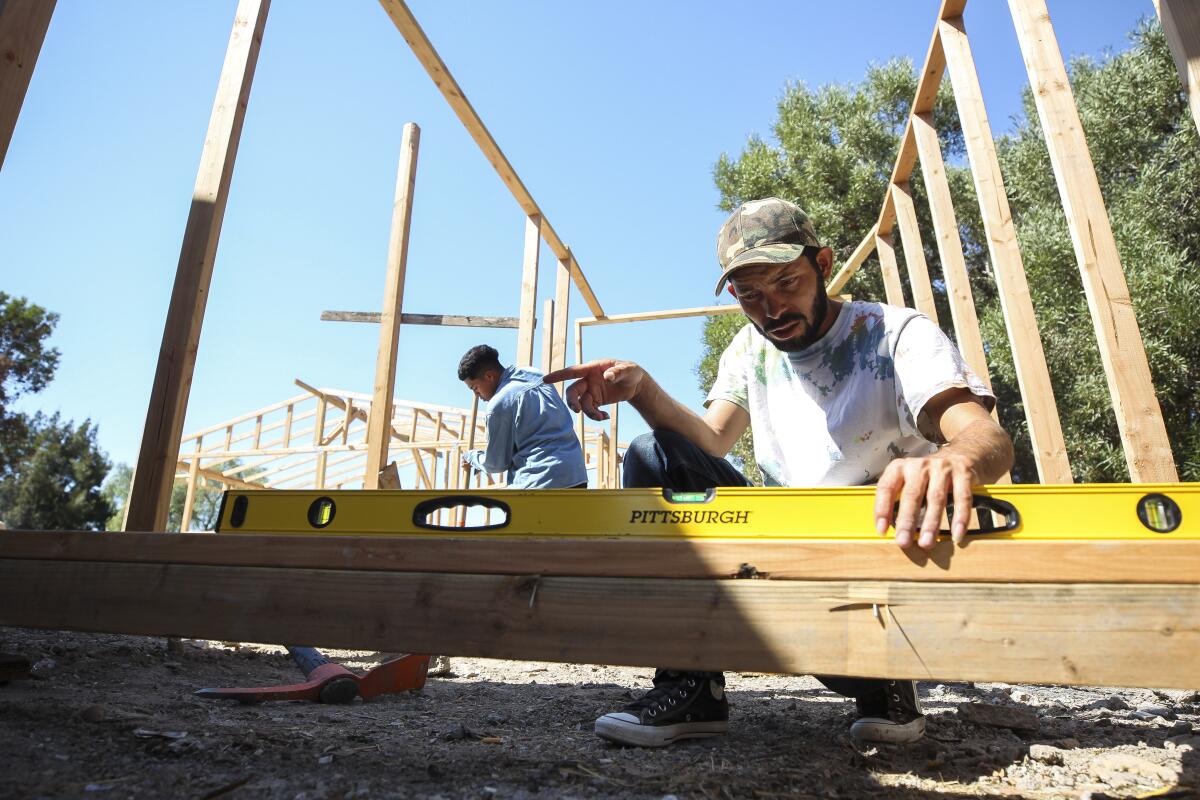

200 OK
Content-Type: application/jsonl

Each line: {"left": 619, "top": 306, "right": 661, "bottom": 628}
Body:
{"left": 516, "top": 215, "right": 540, "bottom": 366}
{"left": 1008, "top": 0, "right": 1177, "bottom": 483}
{"left": 1, "top": 556, "right": 1196, "bottom": 688}
{"left": 826, "top": 223, "right": 878, "bottom": 296}
{"left": 124, "top": 0, "right": 271, "bottom": 531}
{"left": 550, "top": 256, "right": 571, "bottom": 373}
{"left": 912, "top": 111, "right": 991, "bottom": 389}
{"left": 890, "top": 183, "right": 940, "bottom": 324}
{"left": 1155, "top": 0, "right": 1200, "bottom": 137}
{"left": 376, "top": 0, "right": 603, "bottom": 317}
{"left": 578, "top": 305, "right": 744, "bottom": 327}
{"left": 0, "top": 0, "right": 56, "bottom": 170}
{"left": 3, "top": 531, "right": 1199, "bottom": 584}
{"left": 875, "top": 232, "right": 906, "bottom": 308}
{"left": 941, "top": 15, "right": 1072, "bottom": 484}
{"left": 365, "top": 122, "right": 421, "bottom": 489}
{"left": 321, "top": 311, "right": 522, "bottom": 328}
{"left": 174, "top": 462, "right": 265, "bottom": 491}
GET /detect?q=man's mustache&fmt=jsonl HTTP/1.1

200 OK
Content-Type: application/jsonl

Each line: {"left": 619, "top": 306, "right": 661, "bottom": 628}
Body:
{"left": 765, "top": 312, "right": 811, "bottom": 336}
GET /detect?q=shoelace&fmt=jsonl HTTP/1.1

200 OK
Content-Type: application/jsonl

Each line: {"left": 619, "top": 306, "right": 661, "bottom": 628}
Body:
{"left": 624, "top": 676, "right": 699, "bottom": 717}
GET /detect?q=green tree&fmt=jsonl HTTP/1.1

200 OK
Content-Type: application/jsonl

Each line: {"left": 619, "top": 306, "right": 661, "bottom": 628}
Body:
{"left": 0, "top": 293, "right": 112, "bottom": 529}
{"left": 989, "top": 20, "right": 1200, "bottom": 481}
{"left": 0, "top": 293, "right": 62, "bottom": 481}
{"left": 0, "top": 413, "right": 111, "bottom": 530}
{"left": 103, "top": 461, "right": 236, "bottom": 531}
{"left": 705, "top": 58, "right": 978, "bottom": 482}
{"left": 704, "top": 21, "right": 1197, "bottom": 483}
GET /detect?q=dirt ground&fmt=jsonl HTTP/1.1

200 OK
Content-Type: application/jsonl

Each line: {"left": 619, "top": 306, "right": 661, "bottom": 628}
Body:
{"left": 1, "top": 627, "right": 1197, "bottom": 800}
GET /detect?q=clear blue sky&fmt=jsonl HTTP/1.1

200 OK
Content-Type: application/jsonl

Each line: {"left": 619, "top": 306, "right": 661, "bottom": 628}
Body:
{"left": 1, "top": 0, "right": 1151, "bottom": 471}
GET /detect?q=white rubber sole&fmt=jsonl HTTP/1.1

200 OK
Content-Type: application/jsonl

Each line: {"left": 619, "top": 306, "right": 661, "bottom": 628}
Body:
{"left": 594, "top": 713, "right": 729, "bottom": 748}
{"left": 849, "top": 715, "right": 926, "bottom": 744}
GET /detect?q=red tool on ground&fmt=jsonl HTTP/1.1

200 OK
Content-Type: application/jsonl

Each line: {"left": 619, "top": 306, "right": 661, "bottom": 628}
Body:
{"left": 195, "top": 646, "right": 429, "bottom": 704}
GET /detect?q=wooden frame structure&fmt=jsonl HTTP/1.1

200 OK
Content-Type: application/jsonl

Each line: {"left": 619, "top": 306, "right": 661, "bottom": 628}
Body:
{"left": 169, "top": 382, "right": 622, "bottom": 530}
{"left": 1, "top": 1, "right": 1196, "bottom": 694}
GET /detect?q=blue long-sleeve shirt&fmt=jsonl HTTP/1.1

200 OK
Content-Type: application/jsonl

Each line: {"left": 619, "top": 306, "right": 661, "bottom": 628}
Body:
{"left": 464, "top": 365, "right": 587, "bottom": 488}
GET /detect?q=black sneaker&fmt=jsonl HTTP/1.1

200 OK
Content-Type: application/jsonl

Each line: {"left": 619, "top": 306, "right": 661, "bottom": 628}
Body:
{"left": 850, "top": 679, "right": 925, "bottom": 744}
{"left": 594, "top": 670, "right": 729, "bottom": 747}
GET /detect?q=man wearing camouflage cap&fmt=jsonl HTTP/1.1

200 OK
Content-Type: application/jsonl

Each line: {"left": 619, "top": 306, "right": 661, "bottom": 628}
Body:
{"left": 545, "top": 197, "right": 1013, "bottom": 748}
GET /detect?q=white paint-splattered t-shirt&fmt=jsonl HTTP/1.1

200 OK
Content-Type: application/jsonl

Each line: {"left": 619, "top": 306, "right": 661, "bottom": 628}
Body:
{"left": 706, "top": 301, "right": 994, "bottom": 487}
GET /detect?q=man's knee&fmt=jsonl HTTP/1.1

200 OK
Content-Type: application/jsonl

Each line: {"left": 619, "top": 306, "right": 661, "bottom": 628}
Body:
{"left": 622, "top": 430, "right": 696, "bottom": 488}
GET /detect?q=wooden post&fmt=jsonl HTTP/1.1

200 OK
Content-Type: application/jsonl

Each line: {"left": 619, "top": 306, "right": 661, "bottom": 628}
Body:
{"left": 540, "top": 298, "right": 554, "bottom": 373}
{"left": 941, "top": 15, "right": 1073, "bottom": 484}
{"left": 550, "top": 255, "right": 571, "bottom": 374}
{"left": 609, "top": 403, "right": 619, "bottom": 488}
{"left": 573, "top": 319, "right": 585, "bottom": 446}
{"left": 875, "top": 232, "right": 906, "bottom": 308}
{"left": 911, "top": 111, "right": 992, "bottom": 389}
{"left": 364, "top": 122, "right": 421, "bottom": 489}
{"left": 890, "top": 182, "right": 940, "bottom": 324}
{"left": 314, "top": 397, "right": 328, "bottom": 489}
{"left": 180, "top": 438, "right": 202, "bottom": 533}
{"left": 516, "top": 215, "right": 541, "bottom": 366}
{"left": 125, "top": 0, "right": 271, "bottom": 531}
{"left": 1155, "top": 0, "right": 1200, "bottom": 137}
{"left": 0, "top": 0, "right": 55, "bottom": 171}
{"left": 1008, "top": 0, "right": 1178, "bottom": 483}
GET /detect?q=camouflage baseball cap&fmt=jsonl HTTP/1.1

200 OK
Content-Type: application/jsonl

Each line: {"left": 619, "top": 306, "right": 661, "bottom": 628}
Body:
{"left": 714, "top": 197, "right": 821, "bottom": 295}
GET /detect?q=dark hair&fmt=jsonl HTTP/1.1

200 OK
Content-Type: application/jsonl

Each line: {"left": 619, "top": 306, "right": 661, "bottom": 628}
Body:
{"left": 458, "top": 344, "right": 502, "bottom": 381}
{"left": 801, "top": 245, "right": 824, "bottom": 273}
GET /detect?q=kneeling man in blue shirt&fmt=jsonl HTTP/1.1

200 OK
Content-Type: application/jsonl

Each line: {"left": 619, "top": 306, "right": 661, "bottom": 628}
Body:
{"left": 458, "top": 345, "right": 587, "bottom": 489}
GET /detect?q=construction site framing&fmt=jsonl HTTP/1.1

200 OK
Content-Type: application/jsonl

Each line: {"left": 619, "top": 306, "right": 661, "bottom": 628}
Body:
{"left": 2, "top": 0, "right": 1200, "bottom": 691}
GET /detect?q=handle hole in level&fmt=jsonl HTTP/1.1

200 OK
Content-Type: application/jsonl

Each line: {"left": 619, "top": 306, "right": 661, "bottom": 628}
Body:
{"left": 412, "top": 495, "right": 511, "bottom": 531}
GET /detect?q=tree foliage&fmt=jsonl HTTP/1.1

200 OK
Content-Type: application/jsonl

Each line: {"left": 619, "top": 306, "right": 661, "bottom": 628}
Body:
{"left": 0, "top": 294, "right": 112, "bottom": 529}
{"left": 103, "top": 461, "right": 235, "bottom": 532}
{"left": 0, "top": 413, "right": 111, "bottom": 530}
{"left": 703, "top": 21, "right": 1198, "bottom": 483}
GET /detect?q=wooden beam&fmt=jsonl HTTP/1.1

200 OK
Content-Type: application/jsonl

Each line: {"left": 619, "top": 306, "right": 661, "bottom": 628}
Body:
{"left": 125, "top": 0, "right": 270, "bottom": 531}
{"left": 578, "top": 304, "right": 744, "bottom": 328}
{"left": 826, "top": 223, "right": 878, "bottom": 295}
{"left": 320, "top": 310, "right": 520, "bottom": 328}
{"left": 1155, "top": 0, "right": 1200, "bottom": 137}
{"left": 912, "top": 111, "right": 992, "bottom": 389}
{"left": 1008, "top": 0, "right": 1178, "bottom": 483}
{"left": 890, "top": 182, "right": 940, "bottom": 324}
{"left": 515, "top": 215, "right": 541, "bottom": 366}
{"left": 365, "top": 122, "right": 421, "bottom": 490}
{"left": 550, "top": 256, "right": 571, "bottom": 373}
{"left": 540, "top": 298, "right": 554, "bottom": 373}
{"left": 0, "top": 551, "right": 1196, "bottom": 688}
{"left": 941, "top": 15, "right": 1073, "bottom": 484}
{"left": 875, "top": 232, "right": 906, "bottom": 307}
{"left": 0, "top": 0, "right": 55, "bottom": 171}
{"left": 176, "top": 461, "right": 264, "bottom": 491}
{"left": 375, "top": 0, "right": 604, "bottom": 317}
{"left": 2, "top": 530, "right": 1199, "bottom": 583}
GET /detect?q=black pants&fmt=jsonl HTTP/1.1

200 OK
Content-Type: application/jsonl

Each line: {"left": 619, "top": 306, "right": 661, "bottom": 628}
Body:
{"left": 623, "top": 429, "right": 891, "bottom": 705}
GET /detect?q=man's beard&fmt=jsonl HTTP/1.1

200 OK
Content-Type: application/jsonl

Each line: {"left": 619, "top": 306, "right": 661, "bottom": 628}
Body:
{"left": 751, "top": 287, "right": 829, "bottom": 353}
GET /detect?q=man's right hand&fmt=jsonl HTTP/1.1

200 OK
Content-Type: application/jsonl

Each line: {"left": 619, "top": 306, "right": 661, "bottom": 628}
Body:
{"left": 543, "top": 359, "right": 645, "bottom": 421}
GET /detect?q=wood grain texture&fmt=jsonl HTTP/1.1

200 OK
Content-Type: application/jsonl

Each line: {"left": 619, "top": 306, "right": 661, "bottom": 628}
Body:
{"left": 0, "top": 0, "right": 55, "bottom": 169}
{"left": 1, "top": 558, "right": 1196, "bottom": 688}
{"left": 1008, "top": 0, "right": 1177, "bottom": 482}
{"left": 125, "top": 0, "right": 271, "bottom": 530}
{"left": 3, "top": 531, "right": 1199, "bottom": 584}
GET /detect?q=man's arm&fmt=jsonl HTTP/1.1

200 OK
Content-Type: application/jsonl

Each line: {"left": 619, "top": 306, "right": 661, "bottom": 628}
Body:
{"left": 543, "top": 359, "right": 749, "bottom": 458}
{"left": 873, "top": 387, "right": 1014, "bottom": 550}
{"left": 464, "top": 397, "right": 516, "bottom": 475}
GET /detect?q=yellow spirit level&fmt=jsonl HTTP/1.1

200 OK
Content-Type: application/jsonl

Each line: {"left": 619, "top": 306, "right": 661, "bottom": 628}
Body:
{"left": 215, "top": 484, "right": 1198, "bottom": 541}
